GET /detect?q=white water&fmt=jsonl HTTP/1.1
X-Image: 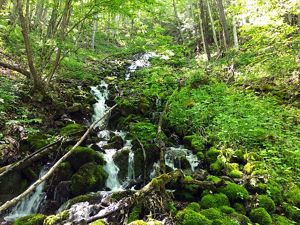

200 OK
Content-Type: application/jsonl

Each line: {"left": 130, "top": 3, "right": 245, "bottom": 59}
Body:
{"left": 125, "top": 52, "right": 158, "bottom": 80}
{"left": 4, "top": 166, "right": 48, "bottom": 221}
{"left": 165, "top": 146, "right": 199, "bottom": 172}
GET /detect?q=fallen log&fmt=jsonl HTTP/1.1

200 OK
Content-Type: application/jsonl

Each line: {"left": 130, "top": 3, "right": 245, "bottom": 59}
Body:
{"left": 0, "top": 137, "right": 64, "bottom": 178}
{"left": 0, "top": 104, "right": 117, "bottom": 213}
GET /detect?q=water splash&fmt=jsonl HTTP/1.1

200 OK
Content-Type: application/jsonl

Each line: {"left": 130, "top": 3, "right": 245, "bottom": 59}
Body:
{"left": 4, "top": 166, "right": 49, "bottom": 221}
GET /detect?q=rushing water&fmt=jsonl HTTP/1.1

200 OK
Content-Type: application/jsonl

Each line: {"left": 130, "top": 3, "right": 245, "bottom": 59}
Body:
{"left": 4, "top": 166, "right": 48, "bottom": 221}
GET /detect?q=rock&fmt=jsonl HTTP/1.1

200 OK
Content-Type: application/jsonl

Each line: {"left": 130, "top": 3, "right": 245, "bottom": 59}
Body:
{"left": 103, "top": 135, "right": 124, "bottom": 150}
{"left": 39, "top": 200, "right": 60, "bottom": 215}
{"left": 13, "top": 214, "right": 46, "bottom": 225}
{"left": 113, "top": 148, "right": 129, "bottom": 182}
{"left": 192, "top": 169, "right": 208, "bottom": 180}
{"left": 54, "top": 181, "right": 71, "bottom": 205}
{"left": 59, "top": 123, "right": 85, "bottom": 136}
{"left": 68, "top": 146, "right": 105, "bottom": 170}
{"left": 70, "top": 162, "right": 108, "bottom": 196}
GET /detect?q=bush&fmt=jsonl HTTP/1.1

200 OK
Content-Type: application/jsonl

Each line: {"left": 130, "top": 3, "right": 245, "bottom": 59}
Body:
{"left": 249, "top": 207, "right": 272, "bottom": 225}
{"left": 200, "top": 193, "right": 230, "bottom": 209}
{"left": 219, "top": 182, "right": 249, "bottom": 202}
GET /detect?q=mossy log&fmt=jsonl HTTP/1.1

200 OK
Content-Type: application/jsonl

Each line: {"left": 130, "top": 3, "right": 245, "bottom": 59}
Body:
{"left": 85, "top": 170, "right": 219, "bottom": 224}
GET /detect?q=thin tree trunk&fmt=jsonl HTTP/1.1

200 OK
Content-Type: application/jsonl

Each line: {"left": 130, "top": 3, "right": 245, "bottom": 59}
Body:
{"left": 216, "top": 0, "right": 230, "bottom": 49}
{"left": 206, "top": 0, "right": 219, "bottom": 52}
{"left": 232, "top": 15, "right": 239, "bottom": 49}
{"left": 172, "top": 0, "right": 183, "bottom": 44}
{"left": 198, "top": 0, "right": 211, "bottom": 60}
{"left": 16, "top": 0, "right": 44, "bottom": 93}
{"left": 91, "top": 14, "right": 97, "bottom": 50}
{"left": 0, "top": 105, "right": 117, "bottom": 213}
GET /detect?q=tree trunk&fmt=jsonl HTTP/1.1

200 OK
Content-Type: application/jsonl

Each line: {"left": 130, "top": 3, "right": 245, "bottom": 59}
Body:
{"left": 16, "top": 0, "right": 44, "bottom": 93}
{"left": 34, "top": 0, "right": 45, "bottom": 28}
{"left": 47, "top": 0, "right": 60, "bottom": 39}
{"left": 216, "top": 0, "right": 230, "bottom": 49}
{"left": 198, "top": 0, "right": 211, "bottom": 60}
{"left": 91, "top": 14, "right": 97, "bottom": 50}
{"left": 172, "top": 0, "right": 184, "bottom": 44}
{"left": 206, "top": 0, "right": 219, "bottom": 52}
{"left": 232, "top": 15, "right": 239, "bottom": 49}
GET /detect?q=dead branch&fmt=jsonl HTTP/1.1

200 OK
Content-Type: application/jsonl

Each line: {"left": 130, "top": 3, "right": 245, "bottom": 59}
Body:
{"left": 0, "top": 61, "right": 30, "bottom": 78}
{"left": 0, "top": 105, "right": 117, "bottom": 213}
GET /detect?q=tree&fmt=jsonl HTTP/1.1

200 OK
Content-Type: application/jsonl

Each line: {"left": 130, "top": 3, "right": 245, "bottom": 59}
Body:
{"left": 216, "top": 0, "right": 230, "bottom": 49}
{"left": 198, "top": 0, "right": 211, "bottom": 60}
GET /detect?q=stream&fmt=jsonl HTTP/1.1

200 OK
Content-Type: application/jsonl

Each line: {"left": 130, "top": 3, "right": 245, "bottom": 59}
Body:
{"left": 2, "top": 52, "right": 200, "bottom": 224}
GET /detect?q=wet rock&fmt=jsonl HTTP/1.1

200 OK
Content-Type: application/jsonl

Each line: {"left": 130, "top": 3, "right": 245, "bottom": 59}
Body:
{"left": 54, "top": 181, "right": 71, "bottom": 205}
{"left": 113, "top": 148, "right": 129, "bottom": 182}
{"left": 40, "top": 200, "right": 60, "bottom": 215}
{"left": 103, "top": 135, "right": 124, "bottom": 150}
{"left": 193, "top": 169, "right": 209, "bottom": 181}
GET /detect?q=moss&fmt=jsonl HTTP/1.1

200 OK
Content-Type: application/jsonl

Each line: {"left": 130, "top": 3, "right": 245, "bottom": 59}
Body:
{"left": 199, "top": 208, "right": 222, "bottom": 220}
{"left": 243, "top": 162, "right": 256, "bottom": 174}
{"left": 200, "top": 193, "right": 230, "bottom": 209}
{"left": 257, "top": 195, "right": 275, "bottom": 213}
{"left": 272, "top": 215, "right": 296, "bottom": 225}
{"left": 128, "top": 221, "right": 148, "bottom": 225}
{"left": 167, "top": 201, "right": 178, "bottom": 215}
{"left": 206, "top": 148, "right": 220, "bottom": 163}
{"left": 230, "top": 213, "right": 251, "bottom": 225}
{"left": 210, "top": 159, "right": 224, "bottom": 175}
{"left": 128, "top": 206, "right": 141, "bottom": 223}
{"left": 44, "top": 211, "right": 69, "bottom": 225}
{"left": 219, "top": 206, "right": 235, "bottom": 214}
{"left": 228, "top": 170, "right": 243, "bottom": 179}
{"left": 68, "top": 146, "right": 105, "bottom": 170}
{"left": 282, "top": 203, "right": 300, "bottom": 222}
{"left": 219, "top": 182, "right": 249, "bottom": 202}
{"left": 90, "top": 219, "right": 106, "bottom": 225}
{"left": 206, "top": 175, "right": 222, "bottom": 184}
{"left": 70, "top": 162, "right": 108, "bottom": 196}
{"left": 232, "top": 203, "right": 246, "bottom": 215}
{"left": 183, "top": 134, "right": 205, "bottom": 152}
{"left": 60, "top": 123, "right": 85, "bottom": 136}
{"left": 27, "top": 134, "right": 50, "bottom": 149}
{"left": 186, "top": 202, "right": 201, "bottom": 212}
{"left": 13, "top": 214, "right": 46, "bottom": 225}
{"left": 249, "top": 207, "right": 272, "bottom": 225}
{"left": 285, "top": 185, "right": 300, "bottom": 208}
{"left": 176, "top": 209, "right": 212, "bottom": 225}
{"left": 267, "top": 182, "right": 283, "bottom": 205}
{"left": 211, "top": 218, "right": 238, "bottom": 225}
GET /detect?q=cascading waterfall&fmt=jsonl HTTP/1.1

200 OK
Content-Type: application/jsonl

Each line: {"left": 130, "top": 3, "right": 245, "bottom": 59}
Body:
{"left": 4, "top": 166, "right": 49, "bottom": 221}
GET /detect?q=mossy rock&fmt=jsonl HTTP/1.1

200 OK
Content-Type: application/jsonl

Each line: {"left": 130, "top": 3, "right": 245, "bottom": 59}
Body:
{"left": 219, "top": 206, "right": 235, "bottom": 214}
{"left": 70, "top": 162, "right": 108, "bottom": 196}
{"left": 249, "top": 207, "right": 272, "bottom": 225}
{"left": 267, "top": 181, "right": 283, "bottom": 205}
{"left": 285, "top": 185, "right": 300, "bottom": 208}
{"left": 128, "top": 221, "right": 148, "bottom": 225}
{"left": 232, "top": 203, "right": 246, "bottom": 215}
{"left": 183, "top": 134, "right": 205, "bottom": 152}
{"left": 51, "top": 162, "right": 73, "bottom": 185}
{"left": 206, "top": 148, "right": 220, "bottom": 163}
{"left": 27, "top": 134, "right": 50, "bottom": 150}
{"left": 257, "top": 195, "right": 275, "bottom": 213}
{"left": 272, "top": 215, "right": 296, "bottom": 225}
{"left": 176, "top": 209, "right": 212, "bottom": 225}
{"left": 199, "top": 208, "right": 222, "bottom": 220}
{"left": 228, "top": 170, "right": 243, "bottom": 179}
{"left": 200, "top": 193, "right": 230, "bottom": 209}
{"left": 211, "top": 218, "right": 238, "bottom": 225}
{"left": 206, "top": 175, "right": 222, "bottom": 184}
{"left": 282, "top": 203, "right": 300, "bottom": 222}
{"left": 13, "top": 214, "right": 46, "bottom": 225}
{"left": 68, "top": 146, "right": 105, "bottom": 170}
{"left": 44, "top": 211, "right": 69, "bottom": 225}
{"left": 60, "top": 123, "right": 85, "bottom": 136}
{"left": 113, "top": 148, "right": 129, "bottom": 182}
{"left": 219, "top": 182, "right": 249, "bottom": 202}
{"left": 186, "top": 202, "right": 201, "bottom": 212}
{"left": 90, "top": 219, "right": 106, "bottom": 225}
{"left": 209, "top": 159, "right": 224, "bottom": 175}
{"left": 229, "top": 213, "right": 251, "bottom": 225}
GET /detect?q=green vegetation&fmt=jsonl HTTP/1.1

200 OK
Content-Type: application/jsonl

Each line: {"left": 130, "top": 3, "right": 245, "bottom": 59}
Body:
{"left": 13, "top": 214, "right": 46, "bottom": 225}
{"left": 200, "top": 193, "right": 230, "bottom": 209}
{"left": 249, "top": 207, "right": 273, "bottom": 225}
{"left": 219, "top": 182, "right": 249, "bottom": 202}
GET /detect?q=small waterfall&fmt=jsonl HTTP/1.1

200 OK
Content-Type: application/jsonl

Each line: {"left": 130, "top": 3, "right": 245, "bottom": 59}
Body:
{"left": 125, "top": 52, "right": 157, "bottom": 80}
{"left": 126, "top": 140, "right": 135, "bottom": 180}
{"left": 165, "top": 146, "right": 199, "bottom": 172}
{"left": 103, "top": 149, "right": 123, "bottom": 191}
{"left": 4, "top": 166, "right": 48, "bottom": 221}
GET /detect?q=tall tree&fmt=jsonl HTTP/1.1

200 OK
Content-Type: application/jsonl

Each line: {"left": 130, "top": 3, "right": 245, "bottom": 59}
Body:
{"left": 206, "top": 0, "right": 219, "bottom": 52}
{"left": 216, "top": 0, "right": 230, "bottom": 49}
{"left": 198, "top": 0, "right": 211, "bottom": 60}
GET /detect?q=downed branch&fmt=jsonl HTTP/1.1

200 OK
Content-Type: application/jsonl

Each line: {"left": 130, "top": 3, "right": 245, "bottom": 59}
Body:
{"left": 0, "top": 105, "right": 117, "bottom": 213}
{"left": 0, "top": 137, "right": 64, "bottom": 178}
{"left": 85, "top": 170, "right": 220, "bottom": 224}
{"left": 0, "top": 61, "right": 30, "bottom": 78}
